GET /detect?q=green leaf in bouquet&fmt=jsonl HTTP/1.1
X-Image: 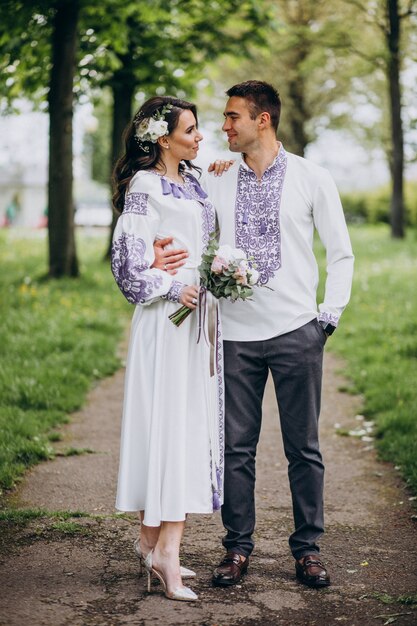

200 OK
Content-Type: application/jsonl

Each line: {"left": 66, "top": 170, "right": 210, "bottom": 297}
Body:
{"left": 242, "top": 288, "right": 254, "bottom": 299}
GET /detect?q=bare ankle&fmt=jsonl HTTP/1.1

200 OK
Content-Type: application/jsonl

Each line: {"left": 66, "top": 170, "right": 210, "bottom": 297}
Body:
{"left": 154, "top": 545, "right": 180, "bottom": 561}
{"left": 139, "top": 538, "right": 154, "bottom": 556}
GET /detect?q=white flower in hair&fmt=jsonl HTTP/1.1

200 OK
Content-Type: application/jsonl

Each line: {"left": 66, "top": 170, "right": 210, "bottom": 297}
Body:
{"left": 147, "top": 118, "right": 169, "bottom": 141}
{"left": 137, "top": 118, "right": 149, "bottom": 135}
{"left": 134, "top": 103, "right": 172, "bottom": 150}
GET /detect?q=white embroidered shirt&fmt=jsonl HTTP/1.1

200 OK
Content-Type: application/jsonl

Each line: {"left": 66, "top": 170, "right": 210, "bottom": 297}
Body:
{"left": 203, "top": 145, "right": 354, "bottom": 342}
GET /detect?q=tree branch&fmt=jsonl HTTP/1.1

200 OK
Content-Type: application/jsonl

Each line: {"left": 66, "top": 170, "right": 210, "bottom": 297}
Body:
{"left": 399, "top": 0, "right": 417, "bottom": 19}
{"left": 341, "top": 0, "right": 388, "bottom": 34}
{"left": 349, "top": 43, "right": 386, "bottom": 69}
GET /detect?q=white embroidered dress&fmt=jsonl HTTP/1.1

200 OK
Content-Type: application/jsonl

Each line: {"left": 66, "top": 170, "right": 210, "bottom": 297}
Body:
{"left": 111, "top": 170, "right": 224, "bottom": 525}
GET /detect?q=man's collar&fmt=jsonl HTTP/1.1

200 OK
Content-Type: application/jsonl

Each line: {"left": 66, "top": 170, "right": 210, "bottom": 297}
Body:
{"left": 239, "top": 142, "right": 286, "bottom": 175}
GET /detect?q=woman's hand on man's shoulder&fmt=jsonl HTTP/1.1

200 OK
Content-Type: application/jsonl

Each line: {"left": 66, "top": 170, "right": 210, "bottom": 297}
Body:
{"left": 207, "top": 159, "right": 235, "bottom": 177}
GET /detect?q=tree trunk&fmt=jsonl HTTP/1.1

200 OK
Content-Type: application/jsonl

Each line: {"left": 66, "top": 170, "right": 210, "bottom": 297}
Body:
{"left": 287, "top": 75, "right": 309, "bottom": 157}
{"left": 285, "top": 37, "right": 310, "bottom": 157}
{"left": 386, "top": 0, "right": 405, "bottom": 238}
{"left": 104, "top": 77, "right": 135, "bottom": 260}
{"left": 48, "top": 0, "right": 79, "bottom": 277}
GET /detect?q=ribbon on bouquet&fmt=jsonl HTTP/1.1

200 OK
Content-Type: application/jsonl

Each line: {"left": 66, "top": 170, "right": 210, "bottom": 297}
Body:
{"left": 197, "top": 286, "right": 218, "bottom": 378}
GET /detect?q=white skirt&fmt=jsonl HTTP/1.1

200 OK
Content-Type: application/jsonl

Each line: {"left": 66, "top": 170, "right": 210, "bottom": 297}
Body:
{"left": 115, "top": 271, "right": 224, "bottom": 526}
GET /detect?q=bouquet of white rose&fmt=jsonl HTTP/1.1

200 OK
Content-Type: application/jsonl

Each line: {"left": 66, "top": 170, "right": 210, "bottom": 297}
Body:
{"left": 169, "top": 233, "right": 259, "bottom": 327}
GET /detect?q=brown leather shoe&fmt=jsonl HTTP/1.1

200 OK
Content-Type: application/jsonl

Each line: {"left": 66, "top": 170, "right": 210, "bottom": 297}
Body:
{"left": 295, "top": 555, "right": 330, "bottom": 588}
{"left": 212, "top": 551, "right": 249, "bottom": 587}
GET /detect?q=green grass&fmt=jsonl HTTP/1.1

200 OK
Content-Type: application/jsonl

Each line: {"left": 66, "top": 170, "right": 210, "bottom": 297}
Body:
{"left": 55, "top": 447, "right": 95, "bottom": 457}
{"left": 0, "top": 507, "right": 133, "bottom": 524}
{"left": 0, "top": 508, "right": 88, "bottom": 523}
{"left": 49, "top": 521, "right": 92, "bottom": 535}
{"left": 0, "top": 229, "right": 131, "bottom": 493}
{"left": 316, "top": 224, "right": 417, "bottom": 494}
{"left": 366, "top": 592, "right": 417, "bottom": 606}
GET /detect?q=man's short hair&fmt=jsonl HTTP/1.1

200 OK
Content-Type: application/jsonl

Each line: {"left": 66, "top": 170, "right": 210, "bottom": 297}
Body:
{"left": 226, "top": 80, "right": 281, "bottom": 132}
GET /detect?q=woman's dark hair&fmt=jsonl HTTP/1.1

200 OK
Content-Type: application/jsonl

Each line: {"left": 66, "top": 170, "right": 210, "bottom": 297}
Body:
{"left": 112, "top": 96, "right": 201, "bottom": 213}
{"left": 226, "top": 80, "right": 281, "bottom": 133}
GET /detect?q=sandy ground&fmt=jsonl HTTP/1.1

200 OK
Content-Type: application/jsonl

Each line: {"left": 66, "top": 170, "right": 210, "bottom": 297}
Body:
{"left": 0, "top": 350, "right": 416, "bottom": 626}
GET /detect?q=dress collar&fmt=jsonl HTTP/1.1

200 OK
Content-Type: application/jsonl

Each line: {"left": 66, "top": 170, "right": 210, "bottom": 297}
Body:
{"left": 159, "top": 172, "right": 208, "bottom": 200}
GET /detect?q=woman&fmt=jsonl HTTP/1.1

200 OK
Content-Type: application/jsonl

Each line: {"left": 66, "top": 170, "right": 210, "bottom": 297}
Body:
{"left": 111, "top": 96, "right": 224, "bottom": 602}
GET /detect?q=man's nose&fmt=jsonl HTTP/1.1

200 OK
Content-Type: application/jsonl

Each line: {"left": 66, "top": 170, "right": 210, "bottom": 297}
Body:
{"left": 222, "top": 118, "right": 231, "bottom": 132}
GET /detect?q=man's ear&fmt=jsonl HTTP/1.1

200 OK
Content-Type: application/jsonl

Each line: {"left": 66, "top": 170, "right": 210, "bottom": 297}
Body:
{"left": 258, "top": 111, "right": 271, "bottom": 129}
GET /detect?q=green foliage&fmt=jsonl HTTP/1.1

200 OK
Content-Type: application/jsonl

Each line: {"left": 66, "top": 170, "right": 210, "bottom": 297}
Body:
{"left": 205, "top": 0, "right": 368, "bottom": 154}
{"left": 0, "top": 230, "right": 131, "bottom": 491}
{"left": 0, "top": 1, "right": 53, "bottom": 110}
{"left": 83, "top": 92, "right": 112, "bottom": 185}
{"left": 341, "top": 181, "right": 417, "bottom": 226}
{"left": 315, "top": 224, "right": 417, "bottom": 494}
{"left": 0, "top": 0, "right": 270, "bottom": 110}
{"left": 205, "top": 0, "right": 416, "bottom": 166}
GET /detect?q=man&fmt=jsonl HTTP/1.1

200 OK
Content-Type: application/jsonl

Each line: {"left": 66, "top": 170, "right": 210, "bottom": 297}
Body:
{"left": 154, "top": 80, "right": 354, "bottom": 588}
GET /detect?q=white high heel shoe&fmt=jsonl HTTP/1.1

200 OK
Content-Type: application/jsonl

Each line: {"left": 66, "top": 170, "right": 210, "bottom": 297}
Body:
{"left": 133, "top": 539, "right": 196, "bottom": 579}
{"left": 144, "top": 550, "right": 198, "bottom": 602}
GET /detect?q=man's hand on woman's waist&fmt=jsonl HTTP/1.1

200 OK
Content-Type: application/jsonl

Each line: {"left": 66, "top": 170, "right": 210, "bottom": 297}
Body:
{"left": 152, "top": 237, "right": 188, "bottom": 274}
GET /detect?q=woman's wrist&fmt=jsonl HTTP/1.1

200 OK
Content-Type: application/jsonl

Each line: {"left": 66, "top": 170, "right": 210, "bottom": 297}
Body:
{"left": 163, "top": 280, "right": 186, "bottom": 303}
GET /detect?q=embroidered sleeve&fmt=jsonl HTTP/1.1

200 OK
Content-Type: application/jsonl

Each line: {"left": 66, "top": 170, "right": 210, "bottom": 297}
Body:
{"left": 318, "top": 311, "right": 340, "bottom": 327}
{"left": 111, "top": 232, "right": 165, "bottom": 304}
{"left": 124, "top": 192, "right": 148, "bottom": 215}
{"left": 111, "top": 175, "right": 181, "bottom": 305}
{"left": 161, "top": 280, "right": 185, "bottom": 303}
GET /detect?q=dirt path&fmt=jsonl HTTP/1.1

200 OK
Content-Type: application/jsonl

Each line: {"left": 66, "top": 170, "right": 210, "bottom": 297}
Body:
{"left": 0, "top": 351, "right": 416, "bottom": 626}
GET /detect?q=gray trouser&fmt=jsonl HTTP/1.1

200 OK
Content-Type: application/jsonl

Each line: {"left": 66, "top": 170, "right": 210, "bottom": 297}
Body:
{"left": 221, "top": 318, "right": 326, "bottom": 560}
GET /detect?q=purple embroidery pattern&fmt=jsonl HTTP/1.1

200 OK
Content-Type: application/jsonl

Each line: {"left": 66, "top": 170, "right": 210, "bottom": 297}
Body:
{"left": 208, "top": 309, "right": 225, "bottom": 511}
{"left": 214, "top": 309, "right": 224, "bottom": 509}
{"left": 235, "top": 150, "right": 287, "bottom": 285}
{"left": 163, "top": 280, "right": 185, "bottom": 303}
{"left": 124, "top": 192, "right": 148, "bottom": 215}
{"left": 111, "top": 232, "right": 163, "bottom": 304}
{"left": 201, "top": 197, "right": 216, "bottom": 249}
{"left": 318, "top": 312, "right": 339, "bottom": 327}
{"left": 153, "top": 172, "right": 215, "bottom": 249}
{"left": 184, "top": 174, "right": 216, "bottom": 249}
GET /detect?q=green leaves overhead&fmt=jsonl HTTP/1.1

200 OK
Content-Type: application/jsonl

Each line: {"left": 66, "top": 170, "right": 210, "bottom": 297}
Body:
{"left": 0, "top": 0, "right": 270, "bottom": 109}
{"left": 0, "top": 1, "right": 53, "bottom": 109}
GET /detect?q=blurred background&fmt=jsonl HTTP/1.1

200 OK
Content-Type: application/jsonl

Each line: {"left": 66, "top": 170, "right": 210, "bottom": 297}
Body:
{"left": 0, "top": 0, "right": 416, "bottom": 244}
{"left": 0, "top": 1, "right": 416, "bottom": 498}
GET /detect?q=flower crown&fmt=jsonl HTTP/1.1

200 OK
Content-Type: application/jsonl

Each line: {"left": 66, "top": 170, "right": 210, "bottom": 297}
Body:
{"left": 134, "top": 103, "right": 173, "bottom": 153}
